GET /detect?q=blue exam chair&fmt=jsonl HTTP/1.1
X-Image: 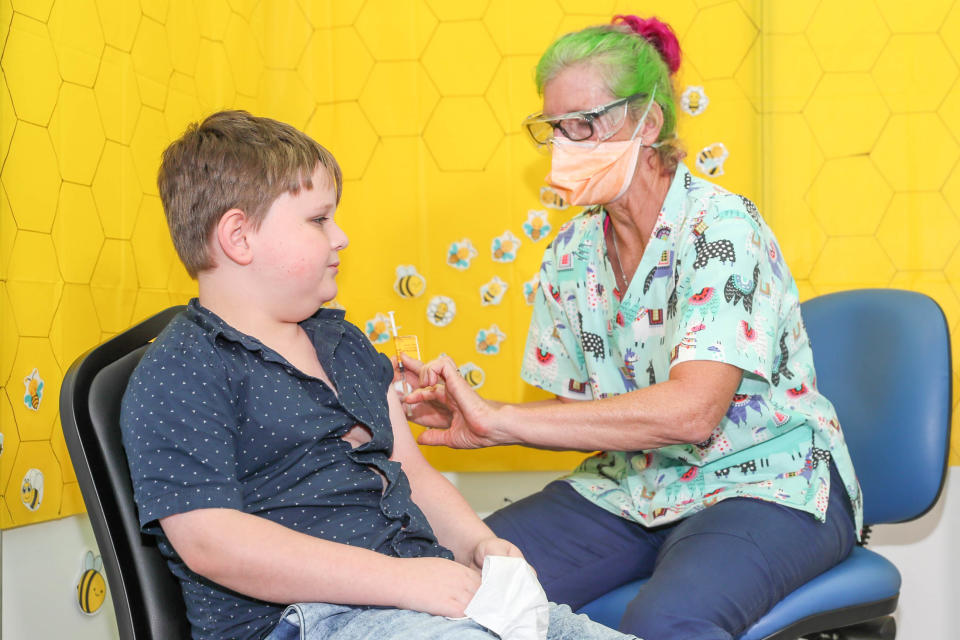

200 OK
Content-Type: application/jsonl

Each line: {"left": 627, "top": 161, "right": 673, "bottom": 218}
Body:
{"left": 577, "top": 289, "right": 953, "bottom": 639}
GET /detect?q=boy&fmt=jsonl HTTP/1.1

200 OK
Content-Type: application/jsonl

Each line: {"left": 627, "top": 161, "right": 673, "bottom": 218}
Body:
{"left": 120, "top": 110, "right": 636, "bottom": 640}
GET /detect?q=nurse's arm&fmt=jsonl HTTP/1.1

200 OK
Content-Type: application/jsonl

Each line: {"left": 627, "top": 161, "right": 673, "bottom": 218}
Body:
{"left": 408, "top": 354, "right": 741, "bottom": 452}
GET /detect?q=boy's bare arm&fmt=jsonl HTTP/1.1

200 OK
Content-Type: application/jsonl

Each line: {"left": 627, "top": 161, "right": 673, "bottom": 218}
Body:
{"left": 159, "top": 507, "right": 480, "bottom": 617}
{"left": 386, "top": 390, "right": 522, "bottom": 569}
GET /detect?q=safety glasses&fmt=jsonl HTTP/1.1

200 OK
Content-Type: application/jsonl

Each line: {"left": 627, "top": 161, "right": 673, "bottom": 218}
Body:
{"left": 522, "top": 92, "right": 647, "bottom": 150}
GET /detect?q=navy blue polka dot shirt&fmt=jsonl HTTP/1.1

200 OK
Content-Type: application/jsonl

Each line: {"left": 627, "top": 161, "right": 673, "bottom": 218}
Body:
{"left": 120, "top": 300, "right": 452, "bottom": 640}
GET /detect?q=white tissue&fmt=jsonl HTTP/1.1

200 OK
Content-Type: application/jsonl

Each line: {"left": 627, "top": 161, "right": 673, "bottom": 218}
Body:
{"left": 464, "top": 555, "right": 549, "bottom": 640}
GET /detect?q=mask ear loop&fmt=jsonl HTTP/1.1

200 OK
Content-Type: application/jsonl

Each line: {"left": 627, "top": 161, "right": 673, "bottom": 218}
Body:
{"left": 633, "top": 83, "right": 660, "bottom": 147}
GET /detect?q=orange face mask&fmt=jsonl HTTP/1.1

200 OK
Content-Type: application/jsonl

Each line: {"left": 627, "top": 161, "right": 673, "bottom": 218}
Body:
{"left": 547, "top": 90, "right": 659, "bottom": 207}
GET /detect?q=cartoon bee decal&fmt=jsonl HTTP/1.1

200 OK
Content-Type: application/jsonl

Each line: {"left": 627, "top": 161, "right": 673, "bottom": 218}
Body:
{"left": 20, "top": 468, "right": 44, "bottom": 511}
{"left": 426, "top": 296, "right": 456, "bottom": 327}
{"left": 393, "top": 265, "right": 427, "bottom": 299}
{"left": 539, "top": 186, "right": 569, "bottom": 210}
{"left": 695, "top": 142, "right": 728, "bottom": 177}
{"left": 459, "top": 362, "right": 485, "bottom": 389}
{"left": 479, "top": 276, "right": 508, "bottom": 306}
{"left": 77, "top": 551, "right": 107, "bottom": 615}
{"left": 364, "top": 313, "right": 392, "bottom": 344}
{"left": 22, "top": 368, "right": 44, "bottom": 411}
{"left": 522, "top": 210, "right": 552, "bottom": 242}
{"left": 522, "top": 274, "right": 540, "bottom": 306}
{"left": 476, "top": 325, "right": 506, "bottom": 355}
{"left": 681, "top": 85, "right": 709, "bottom": 116}
{"left": 491, "top": 231, "right": 521, "bottom": 263}
{"left": 446, "top": 239, "right": 478, "bottom": 270}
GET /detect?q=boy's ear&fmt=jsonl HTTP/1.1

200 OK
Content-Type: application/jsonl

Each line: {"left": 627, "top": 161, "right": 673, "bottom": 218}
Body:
{"left": 216, "top": 208, "right": 254, "bottom": 266}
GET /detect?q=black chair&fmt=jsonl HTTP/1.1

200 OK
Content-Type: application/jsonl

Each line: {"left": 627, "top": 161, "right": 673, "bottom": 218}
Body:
{"left": 60, "top": 306, "right": 190, "bottom": 640}
{"left": 578, "top": 289, "right": 953, "bottom": 639}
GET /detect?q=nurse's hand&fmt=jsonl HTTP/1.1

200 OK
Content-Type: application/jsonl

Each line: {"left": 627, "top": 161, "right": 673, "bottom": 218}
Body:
{"left": 400, "top": 353, "right": 502, "bottom": 449}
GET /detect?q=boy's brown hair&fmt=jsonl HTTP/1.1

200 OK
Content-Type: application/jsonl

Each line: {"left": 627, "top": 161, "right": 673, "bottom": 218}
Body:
{"left": 158, "top": 110, "right": 343, "bottom": 277}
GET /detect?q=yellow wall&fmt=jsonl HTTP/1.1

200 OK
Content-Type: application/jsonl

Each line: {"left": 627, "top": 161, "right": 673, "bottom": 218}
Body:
{"left": 0, "top": 0, "right": 958, "bottom": 529}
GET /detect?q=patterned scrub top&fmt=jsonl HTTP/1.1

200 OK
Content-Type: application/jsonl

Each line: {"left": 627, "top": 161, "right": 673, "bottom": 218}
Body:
{"left": 521, "top": 163, "right": 863, "bottom": 533}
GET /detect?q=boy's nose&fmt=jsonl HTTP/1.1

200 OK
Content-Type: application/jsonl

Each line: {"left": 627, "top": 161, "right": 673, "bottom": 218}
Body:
{"left": 330, "top": 221, "right": 349, "bottom": 250}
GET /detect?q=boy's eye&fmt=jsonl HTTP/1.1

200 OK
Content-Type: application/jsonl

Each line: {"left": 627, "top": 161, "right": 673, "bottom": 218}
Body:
{"left": 312, "top": 217, "right": 329, "bottom": 224}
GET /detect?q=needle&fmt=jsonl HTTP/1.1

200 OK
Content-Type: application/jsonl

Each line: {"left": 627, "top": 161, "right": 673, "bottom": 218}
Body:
{"left": 388, "top": 311, "right": 413, "bottom": 415}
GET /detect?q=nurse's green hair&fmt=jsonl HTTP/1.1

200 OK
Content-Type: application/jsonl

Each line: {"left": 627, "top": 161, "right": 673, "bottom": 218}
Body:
{"left": 535, "top": 15, "right": 684, "bottom": 172}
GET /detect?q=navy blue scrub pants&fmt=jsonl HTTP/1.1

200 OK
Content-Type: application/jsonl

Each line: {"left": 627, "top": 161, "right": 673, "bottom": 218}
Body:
{"left": 485, "top": 463, "right": 856, "bottom": 640}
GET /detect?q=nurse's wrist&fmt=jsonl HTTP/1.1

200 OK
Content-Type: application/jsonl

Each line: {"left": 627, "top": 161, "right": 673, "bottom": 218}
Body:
{"left": 487, "top": 402, "right": 522, "bottom": 446}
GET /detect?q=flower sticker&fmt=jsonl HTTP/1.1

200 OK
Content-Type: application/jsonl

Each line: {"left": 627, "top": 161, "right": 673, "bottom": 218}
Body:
{"left": 476, "top": 325, "right": 506, "bottom": 355}
{"left": 522, "top": 210, "right": 552, "bottom": 242}
{"left": 491, "top": 230, "right": 521, "bottom": 263}
{"left": 522, "top": 274, "right": 540, "bottom": 305}
{"left": 365, "top": 313, "right": 392, "bottom": 344}
{"left": 447, "top": 239, "right": 478, "bottom": 270}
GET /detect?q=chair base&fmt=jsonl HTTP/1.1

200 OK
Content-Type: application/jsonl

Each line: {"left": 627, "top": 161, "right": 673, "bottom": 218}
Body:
{"left": 764, "top": 607, "right": 896, "bottom": 640}
{"left": 801, "top": 616, "right": 896, "bottom": 640}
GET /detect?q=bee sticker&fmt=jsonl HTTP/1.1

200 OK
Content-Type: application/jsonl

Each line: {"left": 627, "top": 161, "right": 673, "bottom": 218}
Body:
{"left": 364, "top": 313, "right": 392, "bottom": 344}
{"left": 447, "top": 239, "right": 478, "bottom": 270}
{"left": 522, "top": 210, "right": 552, "bottom": 242}
{"left": 539, "top": 186, "right": 569, "bottom": 210}
{"left": 77, "top": 551, "right": 107, "bottom": 615}
{"left": 459, "top": 362, "right": 485, "bottom": 389}
{"left": 695, "top": 142, "right": 728, "bottom": 177}
{"left": 425, "top": 296, "right": 456, "bottom": 327}
{"left": 479, "top": 276, "right": 508, "bottom": 306}
{"left": 23, "top": 368, "right": 44, "bottom": 411}
{"left": 522, "top": 274, "right": 540, "bottom": 306}
{"left": 394, "top": 265, "right": 427, "bottom": 299}
{"left": 681, "top": 85, "right": 709, "bottom": 116}
{"left": 20, "top": 468, "right": 44, "bottom": 511}
{"left": 491, "top": 231, "right": 521, "bottom": 263}
{"left": 476, "top": 325, "right": 506, "bottom": 355}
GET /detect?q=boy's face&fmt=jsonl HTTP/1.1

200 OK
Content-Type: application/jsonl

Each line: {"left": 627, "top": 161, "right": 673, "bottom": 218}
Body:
{"left": 248, "top": 165, "right": 347, "bottom": 322}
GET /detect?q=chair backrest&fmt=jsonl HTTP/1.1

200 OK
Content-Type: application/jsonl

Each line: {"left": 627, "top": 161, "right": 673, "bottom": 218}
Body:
{"left": 60, "top": 306, "right": 191, "bottom": 640}
{"left": 800, "top": 289, "right": 952, "bottom": 526}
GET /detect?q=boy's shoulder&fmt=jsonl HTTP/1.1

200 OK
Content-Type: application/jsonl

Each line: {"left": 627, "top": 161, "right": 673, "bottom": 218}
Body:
{"left": 139, "top": 301, "right": 228, "bottom": 367}
{"left": 303, "top": 307, "right": 376, "bottom": 351}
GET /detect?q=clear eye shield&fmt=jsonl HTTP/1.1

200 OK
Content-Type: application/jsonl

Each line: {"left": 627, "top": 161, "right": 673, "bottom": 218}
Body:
{"left": 522, "top": 91, "right": 652, "bottom": 152}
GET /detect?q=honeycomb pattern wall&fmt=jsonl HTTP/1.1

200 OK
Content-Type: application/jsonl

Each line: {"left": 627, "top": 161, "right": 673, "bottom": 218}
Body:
{"left": 0, "top": 0, "right": 958, "bottom": 529}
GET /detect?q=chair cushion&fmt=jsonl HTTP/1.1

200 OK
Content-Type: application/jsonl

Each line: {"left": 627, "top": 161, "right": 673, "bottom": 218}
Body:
{"left": 577, "top": 547, "right": 901, "bottom": 638}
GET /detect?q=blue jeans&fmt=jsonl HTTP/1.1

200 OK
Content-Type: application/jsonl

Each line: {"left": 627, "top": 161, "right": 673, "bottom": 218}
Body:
{"left": 484, "top": 463, "right": 856, "bottom": 640}
{"left": 265, "top": 602, "right": 638, "bottom": 639}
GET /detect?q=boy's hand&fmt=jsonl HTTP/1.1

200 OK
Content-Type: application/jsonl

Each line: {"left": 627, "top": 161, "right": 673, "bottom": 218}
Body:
{"left": 394, "top": 557, "right": 482, "bottom": 618}
{"left": 470, "top": 536, "right": 525, "bottom": 572}
{"left": 400, "top": 353, "right": 503, "bottom": 448}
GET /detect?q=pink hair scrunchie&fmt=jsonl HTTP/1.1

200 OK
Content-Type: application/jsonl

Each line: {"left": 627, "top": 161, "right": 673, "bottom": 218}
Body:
{"left": 613, "top": 14, "right": 682, "bottom": 75}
